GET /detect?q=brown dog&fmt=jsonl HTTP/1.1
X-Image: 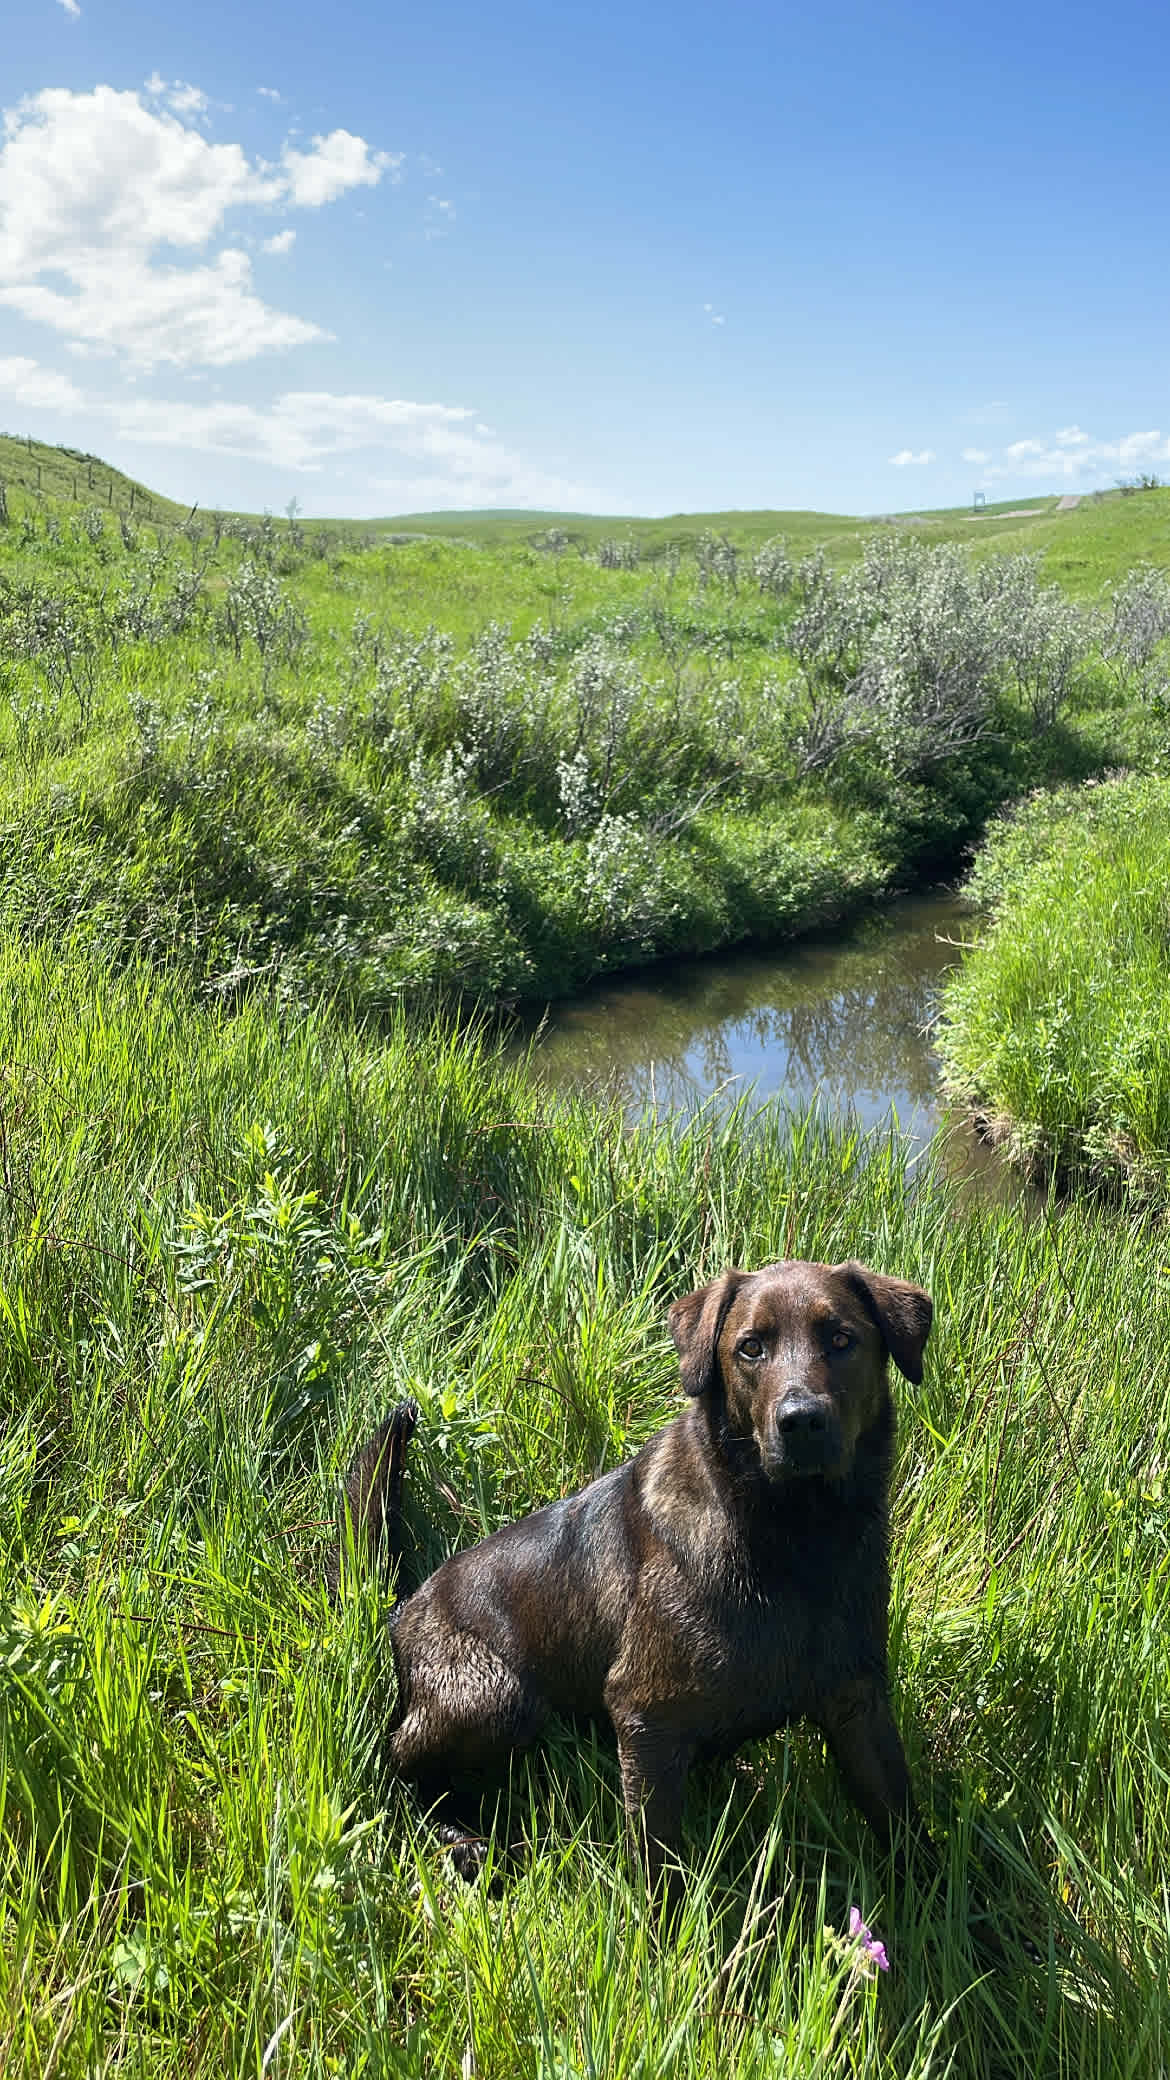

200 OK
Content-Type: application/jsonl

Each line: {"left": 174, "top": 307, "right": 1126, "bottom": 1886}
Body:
{"left": 333, "top": 1258, "right": 933, "bottom": 1887}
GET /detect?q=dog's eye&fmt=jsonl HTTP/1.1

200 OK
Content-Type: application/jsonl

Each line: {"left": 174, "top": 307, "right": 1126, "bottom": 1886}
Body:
{"left": 830, "top": 1330, "right": 852, "bottom": 1351}
{"left": 738, "top": 1336, "right": 765, "bottom": 1360}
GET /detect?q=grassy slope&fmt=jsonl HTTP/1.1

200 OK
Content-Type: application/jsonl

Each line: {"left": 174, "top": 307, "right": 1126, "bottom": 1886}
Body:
{"left": 353, "top": 488, "right": 1170, "bottom": 596}
{"left": 935, "top": 774, "right": 1170, "bottom": 1197}
{"left": 0, "top": 516, "right": 895, "bottom": 1005}
{"left": 1, "top": 456, "right": 1163, "bottom": 1017}
{"left": 1, "top": 940, "right": 1169, "bottom": 2077}
{"left": 0, "top": 433, "right": 187, "bottom": 527}
{"left": 5, "top": 423, "right": 1167, "bottom": 583}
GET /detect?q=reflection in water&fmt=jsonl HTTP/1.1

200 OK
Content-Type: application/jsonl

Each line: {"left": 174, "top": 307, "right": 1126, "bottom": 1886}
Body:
{"left": 517, "top": 894, "right": 1012, "bottom": 1194}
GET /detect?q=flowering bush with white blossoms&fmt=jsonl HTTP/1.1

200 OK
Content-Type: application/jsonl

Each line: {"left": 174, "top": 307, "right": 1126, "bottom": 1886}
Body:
{"left": 789, "top": 535, "right": 1100, "bottom": 781}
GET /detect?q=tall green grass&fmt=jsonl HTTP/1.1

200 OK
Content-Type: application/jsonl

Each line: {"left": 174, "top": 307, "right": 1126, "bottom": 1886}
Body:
{"left": 936, "top": 773, "right": 1170, "bottom": 1198}
{"left": 2, "top": 936, "right": 1169, "bottom": 2075}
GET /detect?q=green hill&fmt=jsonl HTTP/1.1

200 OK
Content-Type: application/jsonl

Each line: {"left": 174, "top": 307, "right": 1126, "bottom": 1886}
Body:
{"left": 368, "top": 490, "right": 1170, "bottom": 594}
{"left": 0, "top": 431, "right": 189, "bottom": 526}
{"left": 3, "top": 427, "right": 1169, "bottom": 593}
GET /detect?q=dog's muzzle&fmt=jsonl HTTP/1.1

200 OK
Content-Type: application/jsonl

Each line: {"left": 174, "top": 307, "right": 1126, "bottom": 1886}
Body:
{"left": 764, "top": 1394, "right": 841, "bottom": 1477}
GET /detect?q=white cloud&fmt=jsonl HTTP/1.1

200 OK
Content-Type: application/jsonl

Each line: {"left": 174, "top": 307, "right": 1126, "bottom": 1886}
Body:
{"left": 1116, "top": 429, "right": 1164, "bottom": 464}
{"left": 282, "top": 131, "right": 399, "bottom": 206}
{"left": 263, "top": 228, "right": 296, "bottom": 254}
{"left": 961, "top": 447, "right": 989, "bottom": 465}
{"left": 146, "top": 387, "right": 604, "bottom": 506}
{"left": 981, "top": 425, "right": 1170, "bottom": 483}
{"left": 5, "top": 249, "right": 325, "bottom": 367}
{"left": 1, "top": 88, "right": 278, "bottom": 259}
{"left": 0, "top": 353, "right": 84, "bottom": 409}
{"left": 102, "top": 388, "right": 546, "bottom": 486}
{"left": 0, "top": 86, "right": 398, "bottom": 368}
{"left": 0, "top": 362, "right": 605, "bottom": 508}
{"left": 168, "top": 83, "right": 210, "bottom": 118}
{"left": 889, "top": 448, "right": 934, "bottom": 466}
{"left": 57, "top": 0, "right": 81, "bottom": 16}
{"left": 257, "top": 87, "right": 282, "bottom": 103}
{"left": 103, "top": 390, "right": 369, "bottom": 467}
{"left": 143, "top": 75, "right": 210, "bottom": 120}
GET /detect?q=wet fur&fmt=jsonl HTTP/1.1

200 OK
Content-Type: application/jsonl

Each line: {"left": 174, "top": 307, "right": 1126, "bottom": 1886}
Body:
{"left": 330, "top": 1258, "right": 933, "bottom": 1887}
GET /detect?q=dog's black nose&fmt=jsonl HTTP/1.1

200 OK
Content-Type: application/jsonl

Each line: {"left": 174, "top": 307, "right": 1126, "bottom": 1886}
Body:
{"left": 776, "top": 1398, "right": 828, "bottom": 1439}
{"left": 771, "top": 1395, "right": 837, "bottom": 1472}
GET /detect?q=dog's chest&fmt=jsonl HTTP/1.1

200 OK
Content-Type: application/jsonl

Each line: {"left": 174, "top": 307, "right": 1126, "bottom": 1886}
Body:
{"left": 659, "top": 1538, "right": 885, "bottom": 1740}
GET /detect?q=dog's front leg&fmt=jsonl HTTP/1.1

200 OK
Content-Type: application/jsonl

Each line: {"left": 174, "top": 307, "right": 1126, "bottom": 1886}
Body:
{"left": 819, "top": 1678, "right": 929, "bottom": 1866}
{"left": 611, "top": 1712, "right": 692, "bottom": 1904}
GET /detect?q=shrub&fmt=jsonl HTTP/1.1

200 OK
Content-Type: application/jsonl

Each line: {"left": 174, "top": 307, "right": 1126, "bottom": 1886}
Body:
{"left": 789, "top": 538, "right": 1097, "bottom": 781}
{"left": 1100, "top": 562, "right": 1170, "bottom": 698}
{"left": 582, "top": 812, "right": 674, "bottom": 951}
{"left": 750, "top": 536, "right": 794, "bottom": 600}
{"left": 219, "top": 560, "right": 310, "bottom": 679}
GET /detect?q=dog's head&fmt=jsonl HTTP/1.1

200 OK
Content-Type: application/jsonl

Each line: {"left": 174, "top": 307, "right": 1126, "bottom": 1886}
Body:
{"left": 668, "top": 1258, "right": 932, "bottom": 1484}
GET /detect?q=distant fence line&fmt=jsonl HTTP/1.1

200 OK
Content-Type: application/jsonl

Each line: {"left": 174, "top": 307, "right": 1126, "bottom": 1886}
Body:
{"left": 0, "top": 432, "right": 165, "bottom": 520}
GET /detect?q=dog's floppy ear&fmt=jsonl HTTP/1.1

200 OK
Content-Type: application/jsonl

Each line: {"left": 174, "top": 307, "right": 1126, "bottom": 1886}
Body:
{"left": 837, "top": 1261, "right": 933, "bottom": 1385}
{"left": 668, "top": 1269, "right": 745, "bottom": 1397}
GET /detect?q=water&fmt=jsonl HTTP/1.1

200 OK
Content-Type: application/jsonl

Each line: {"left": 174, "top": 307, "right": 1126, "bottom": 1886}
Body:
{"left": 517, "top": 892, "right": 1005, "bottom": 1185}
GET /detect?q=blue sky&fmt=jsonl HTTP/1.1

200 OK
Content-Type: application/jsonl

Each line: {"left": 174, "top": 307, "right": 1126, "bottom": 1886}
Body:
{"left": 2, "top": 0, "right": 1168, "bottom": 515}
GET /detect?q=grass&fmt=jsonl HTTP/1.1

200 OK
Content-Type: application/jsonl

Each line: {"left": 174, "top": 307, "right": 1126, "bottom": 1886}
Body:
{"left": 1, "top": 450, "right": 1162, "bottom": 1014}
{"left": 333, "top": 488, "right": 1170, "bottom": 600}
{"left": 5, "top": 427, "right": 1169, "bottom": 578}
{"left": 0, "top": 433, "right": 187, "bottom": 529}
{"left": 934, "top": 773, "right": 1170, "bottom": 1200}
{"left": 1, "top": 935, "right": 1169, "bottom": 2076}
{"left": 1002, "top": 488, "right": 1170, "bottom": 601}
{"left": 308, "top": 488, "right": 1170, "bottom": 593}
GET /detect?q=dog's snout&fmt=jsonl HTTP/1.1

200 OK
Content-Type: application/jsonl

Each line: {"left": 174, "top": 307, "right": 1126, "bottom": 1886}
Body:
{"left": 768, "top": 1391, "right": 840, "bottom": 1474}
{"left": 776, "top": 1398, "right": 829, "bottom": 1439}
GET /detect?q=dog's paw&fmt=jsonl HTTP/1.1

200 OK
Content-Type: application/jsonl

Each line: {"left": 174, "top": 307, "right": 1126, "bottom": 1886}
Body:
{"left": 437, "top": 1825, "right": 490, "bottom": 1884}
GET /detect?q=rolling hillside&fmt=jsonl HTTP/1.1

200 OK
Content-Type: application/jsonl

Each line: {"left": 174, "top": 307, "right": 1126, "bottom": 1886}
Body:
{"left": 3, "top": 430, "right": 1168, "bottom": 593}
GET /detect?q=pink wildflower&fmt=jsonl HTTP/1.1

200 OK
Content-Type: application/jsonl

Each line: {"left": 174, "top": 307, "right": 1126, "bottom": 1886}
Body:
{"left": 848, "top": 1906, "right": 890, "bottom": 1972}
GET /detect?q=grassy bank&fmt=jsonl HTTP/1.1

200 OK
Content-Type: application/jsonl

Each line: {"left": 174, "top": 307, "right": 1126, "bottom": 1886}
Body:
{"left": 935, "top": 773, "right": 1170, "bottom": 1200}
{"left": 2, "top": 937, "right": 1170, "bottom": 2075}
{"left": 2, "top": 459, "right": 1166, "bottom": 1012}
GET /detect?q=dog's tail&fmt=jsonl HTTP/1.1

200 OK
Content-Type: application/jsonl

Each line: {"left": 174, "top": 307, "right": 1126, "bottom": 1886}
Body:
{"left": 325, "top": 1399, "right": 419, "bottom": 1602}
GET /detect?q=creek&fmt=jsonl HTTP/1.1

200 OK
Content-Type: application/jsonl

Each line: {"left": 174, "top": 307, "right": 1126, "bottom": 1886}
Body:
{"left": 517, "top": 891, "right": 1015, "bottom": 1197}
